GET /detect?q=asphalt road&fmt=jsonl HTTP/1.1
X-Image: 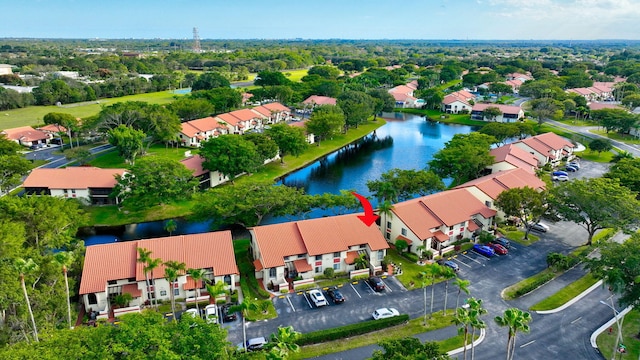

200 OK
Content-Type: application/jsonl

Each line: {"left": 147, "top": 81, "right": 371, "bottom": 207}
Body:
{"left": 547, "top": 119, "right": 640, "bottom": 158}
{"left": 24, "top": 143, "right": 114, "bottom": 169}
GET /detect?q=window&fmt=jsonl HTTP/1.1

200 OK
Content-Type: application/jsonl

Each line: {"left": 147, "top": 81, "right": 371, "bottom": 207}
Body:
{"left": 315, "top": 255, "right": 322, "bottom": 261}
{"left": 107, "top": 280, "right": 117, "bottom": 285}
{"left": 174, "top": 288, "right": 179, "bottom": 296}
{"left": 315, "top": 266, "right": 322, "bottom": 273}
{"left": 269, "top": 268, "right": 276, "bottom": 278}
{"left": 449, "top": 226, "right": 454, "bottom": 231}
{"left": 224, "top": 275, "right": 231, "bottom": 285}
{"left": 378, "top": 251, "right": 384, "bottom": 261}
{"left": 333, "top": 263, "right": 340, "bottom": 270}
{"left": 387, "top": 221, "right": 392, "bottom": 229}
{"left": 333, "top": 252, "right": 340, "bottom": 258}
{"left": 386, "top": 232, "right": 390, "bottom": 240}
{"left": 160, "top": 290, "right": 167, "bottom": 297}
{"left": 401, "top": 228, "right": 407, "bottom": 236}
{"left": 88, "top": 293, "right": 97, "bottom": 305}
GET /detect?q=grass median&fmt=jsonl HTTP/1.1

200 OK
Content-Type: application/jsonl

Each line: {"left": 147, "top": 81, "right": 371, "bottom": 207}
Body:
{"left": 529, "top": 273, "right": 598, "bottom": 311}
{"left": 597, "top": 309, "right": 640, "bottom": 360}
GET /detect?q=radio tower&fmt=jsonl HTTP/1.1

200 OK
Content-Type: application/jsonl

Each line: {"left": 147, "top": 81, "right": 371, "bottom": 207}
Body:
{"left": 192, "top": 27, "right": 201, "bottom": 53}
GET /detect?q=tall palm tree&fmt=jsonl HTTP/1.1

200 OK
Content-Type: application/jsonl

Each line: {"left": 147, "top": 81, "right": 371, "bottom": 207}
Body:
{"left": 186, "top": 268, "right": 206, "bottom": 315}
{"left": 454, "top": 278, "right": 471, "bottom": 310}
{"left": 467, "top": 298, "right": 487, "bottom": 360}
{"left": 418, "top": 272, "right": 429, "bottom": 325}
{"left": 15, "top": 258, "right": 39, "bottom": 342}
{"left": 376, "top": 200, "right": 395, "bottom": 235}
{"left": 229, "top": 301, "right": 259, "bottom": 352}
{"left": 452, "top": 306, "right": 472, "bottom": 360}
{"left": 164, "top": 260, "right": 186, "bottom": 321}
{"left": 53, "top": 251, "right": 74, "bottom": 329}
{"left": 441, "top": 266, "right": 456, "bottom": 315}
{"left": 269, "top": 325, "right": 301, "bottom": 359}
{"left": 205, "top": 281, "right": 228, "bottom": 304}
{"left": 428, "top": 263, "right": 443, "bottom": 318}
{"left": 494, "top": 307, "right": 533, "bottom": 360}
{"left": 146, "top": 257, "right": 163, "bottom": 309}
{"left": 136, "top": 247, "right": 152, "bottom": 307}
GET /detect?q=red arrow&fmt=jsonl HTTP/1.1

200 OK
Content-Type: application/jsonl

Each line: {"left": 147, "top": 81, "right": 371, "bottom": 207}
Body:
{"left": 352, "top": 192, "right": 380, "bottom": 227}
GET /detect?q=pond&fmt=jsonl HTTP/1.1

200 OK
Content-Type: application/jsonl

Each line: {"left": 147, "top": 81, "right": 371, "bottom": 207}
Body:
{"left": 81, "top": 113, "right": 476, "bottom": 245}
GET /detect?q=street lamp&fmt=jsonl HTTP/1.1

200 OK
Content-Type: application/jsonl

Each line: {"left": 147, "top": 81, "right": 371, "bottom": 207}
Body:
{"left": 600, "top": 299, "right": 625, "bottom": 360}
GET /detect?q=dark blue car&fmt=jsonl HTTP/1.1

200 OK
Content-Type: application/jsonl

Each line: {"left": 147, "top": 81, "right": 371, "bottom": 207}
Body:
{"left": 473, "top": 244, "right": 496, "bottom": 257}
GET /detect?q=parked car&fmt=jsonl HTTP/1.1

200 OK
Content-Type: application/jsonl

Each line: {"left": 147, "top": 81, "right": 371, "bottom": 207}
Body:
{"left": 204, "top": 304, "right": 218, "bottom": 324}
{"left": 552, "top": 175, "right": 569, "bottom": 181}
{"left": 492, "top": 237, "right": 511, "bottom": 249}
{"left": 326, "top": 287, "right": 345, "bottom": 303}
{"left": 237, "top": 337, "right": 268, "bottom": 352}
{"left": 183, "top": 308, "right": 200, "bottom": 319}
{"left": 472, "top": 244, "right": 495, "bottom": 257}
{"left": 372, "top": 307, "right": 400, "bottom": 320}
{"left": 529, "top": 222, "right": 550, "bottom": 232}
{"left": 220, "top": 303, "right": 237, "bottom": 322}
{"left": 568, "top": 162, "right": 581, "bottom": 169}
{"left": 308, "top": 289, "right": 328, "bottom": 307}
{"left": 443, "top": 260, "right": 459, "bottom": 272}
{"left": 552, "top": 171, "right": 568, "bottom": 177}
{"left": 564, "top": 165, "right": 577, "bottom": 172}
{"left": 367, "top": 276, "right": 385, "bottom": 292}
{"left": 488, "top": 242, "right": 508, "bottom": 255}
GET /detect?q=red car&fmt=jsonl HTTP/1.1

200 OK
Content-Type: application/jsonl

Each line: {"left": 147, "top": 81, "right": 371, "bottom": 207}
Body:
{"left": 488, "top": 242, "right": 508, "bottom": 255}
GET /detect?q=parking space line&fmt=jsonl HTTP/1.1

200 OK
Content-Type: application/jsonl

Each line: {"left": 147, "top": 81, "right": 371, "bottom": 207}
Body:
{"left": 364, "top": 280, "right": 375, "bottom": 292}
{"left": 452, "top": 257, "right": 473, "bottom": 268}
{"left": 459, "top": 252, "right": 484, "bottom": 265}
{"left": 286, "top": 296, "right": 296, "bottom": 312}
{"left": 381, "top": 278, "right": 392, "bottom": 292}
{"left": 303, "top": 293, "right": 313, "bottom": 308}
{"left": 520, "top": 340, "right": 536, "bottom": 348}
{"left": 350, "top": 283, "right": 362, "bottom": 298}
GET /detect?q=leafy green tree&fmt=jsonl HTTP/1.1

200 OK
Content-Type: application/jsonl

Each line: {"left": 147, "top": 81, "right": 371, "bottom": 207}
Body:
{"left": 43, "top": 112, "right": 78, "bottom": 149}
{"left": 265, "top": 123, "right": 308, "bottom": 163}
{"left": 495, "top": 187, "right": 547, "bottom": 240}
{"left": 190, "top": 88, "right": 242, "bottom": 114}
{"left": 168, "top": 97, "right": 215, "bottom": 121}
{"left": 314, "top": 190, "right": 361, "bottom": 216}
{"left": 0, "top": 154, "right": 32, "bottom": 195}
{"left": 199, "top": 134, "right": 262, "bottom": 181}
{"left": 136, "top": 247, "right": 154, "bottom": 307}
{"left": 605, "top": 157, "right": 640, "bottom": 192}
{"left": 549, "top": 178, "right": 640, "bottom": 245}
{"left": 53, "top": 252, "right": 74, "bottom": 329}
{"left": 63, "top": 147, "right": 92, "bottom": 165}
{"left": 428, "top": 133, "right": 496, "bottom": 186}
{"left": 164, "top": 219, "right": 177, "bottom": 236}
{"left": 194, "top": 182, "right": 310, "bottom": 227}
{"left": 610, "top": 150, "right": 634, "bottom": 163}
{"left": 454, "top": 278, "right": 471, "bottom": 310}
{"left": 367, "top": 88, "right": 396, "bottom": 119}
{"left": 337, "top": 90, "right": 375, "bottom": 129}
{"left": 268, "top": 326, "right": 301, "bottom": 359}
{"left": 107, "top": 124, "right": 145, "bottom": 165}
{"left": 482, "top": 106, "right": 503, "bottom": 122}
{"left": 529, "top": 98, "right": 563, "bottom": 125}
{"left": 621, "top": 93, "right": 640, "bottom": 108}
{"left": 587, "top": 138, "right": 613, "bottom": 156}
{"left": 453, "top": 305, "right": 472, "bottom": 360}
{"left": 113, "top": 157, "right": 198, "bottom": 209}
{"left": 368, "top": 168, "right": 445, "bottom": 203}
{"left": 15, "top": 258, "right": 39, "bottom": 342}
{"left": 191, "top": 71, "right": 230, "bottom": 91}
{"left": 305, "top": 104, "right": 345, "bottom": 144}
{"left": 186, "top": 268, "right": 207, "bottom": 315}
{"left": 467, "top": 297, "right": 487, "bottom": 360}
{"left": 164, "top": 260, "right": 186, "bottom": 321}
{"left": 494, "top": 308, "right": 532, "bottom": 360}
{"left": 514, "top": 122, "right": 536, "bottom": 139}
{"left": 371, "top": 337, "right": 450, "bottom": 360}
{"left": 254, "top": 71, "right": 291, "bottom": 87}
{"left": 488, "top": 83, "right": 514, "bottom": 96}
{"left": 479, "top": 123, "right": 520, "bottom": 145}
{"left": 244, "top": 132, "right": 279, "bottom": 163}
{"left": 307, "top": 65, "right": 340, "bottom": 79}
{"left": 395, "top": 239, "right": 408, "bottom": 253}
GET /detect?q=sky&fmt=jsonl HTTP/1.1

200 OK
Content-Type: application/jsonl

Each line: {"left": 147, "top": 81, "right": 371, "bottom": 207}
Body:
{"left": 3, "top": 0, "right": 640, "bottom": 40}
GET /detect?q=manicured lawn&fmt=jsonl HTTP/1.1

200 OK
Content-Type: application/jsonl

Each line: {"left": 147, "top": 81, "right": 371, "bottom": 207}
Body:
{"left": 293, "top": 311, "right": 460, "bottom": 359}
{"left": 233, "top": 238, "right": 276, "bottom": 321}
{"left": 597, "top": 309, "right": 640, "bottom": 360}
{"left": 529, "top": 273, "right": 598, "bottom": 311}
{"left": 557, "top": 118, "right": 596, "bottom": 127}
{"left": 0, "top": 90, "right": 181, "bottom": 130}
{"left": 85, "top": 199, "right": 196, "bottom": 226}
{"left": 385, "top": 248, "right": 455, "bottom": 289}
{"left": 283, "top": 68, "right": 309, "bottom": 83}
{"left": 499, "top": 230, "right": 539, "bottom": 246}
{"left": 591, "top": 129, "right": 640, "bottom": 145}
{"left": 397, "top": 108, "right": 486, "bottom": 127}
{"left": 574, "top": 148, "right": 615, "bottom": 163}
{"left": 88, "top": 144, "right": 194, "bottom": 169}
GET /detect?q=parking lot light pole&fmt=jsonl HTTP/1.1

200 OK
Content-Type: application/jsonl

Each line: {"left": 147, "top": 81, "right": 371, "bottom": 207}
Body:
{"left": 600, "top": 299, "right": 624, "bottom": 360}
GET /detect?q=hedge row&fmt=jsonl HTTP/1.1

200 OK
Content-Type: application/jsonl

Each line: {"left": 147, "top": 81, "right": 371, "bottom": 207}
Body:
{"left": 296, "top": 314, "right": 410, "bottom": 346}
{"left": 511, "top": 272, "right": 556, "bottom": 298}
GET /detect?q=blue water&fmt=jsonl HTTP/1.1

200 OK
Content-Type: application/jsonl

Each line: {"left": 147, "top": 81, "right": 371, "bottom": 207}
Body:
{"left": 172, "top": 88, "right": 192, "bottom": 95}
{"left": 81, "top": 113, "right": 475, "bottom": 245}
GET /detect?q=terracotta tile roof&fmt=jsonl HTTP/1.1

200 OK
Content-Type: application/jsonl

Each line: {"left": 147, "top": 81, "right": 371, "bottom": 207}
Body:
{"left": 442, "top": 94, "right": 471, "bottom": 106}
{"left": 253, "top": 259, "right": 264, "bottom": 271}
{"left": 472, "top": 103, "right": 522, "bottom": 115}
{"left": 260, "top": 102, "right": 290, "bottom": 112}
{"left": 345, "top": 251, "right": 359, "bottom": 265}
{"left": 38, "top": 124, "right": 67, "bottom": 133}
{"left": 390, "top": 92, "right": 417, "bottom": 102}
{"left": 180, "top": 117, "right": 225, "bottom": 137}
{"left": 449, "top": 90, "right": 475, "bottom": 101}
{"left": 180, "top": 155, "right": 207, "bottom": 177}
{"left": 490, "top": 144, "right": 539, "bottom": 172}
{"left": 293, "top": 259, "right": 312, "bottom": 272}
{"left": 455, "top": 168, "right": 546, "bottom": 200}
{"left": 389, "top": 85, "right": 413, "bottom": 95}
{"left": 396, "top": 235, "right": 412, "bottom": 245}
{"left": 520, "top": 132, "right": 575, "bottom": 154}
{"left": 303, "top": 95, "right": 337, "bottom": 106}
{"left": 23, "top": 167, "right": 126, "bottom": 190}
{"left": 183, "top": 277, "right": 202, "bottom": 290}
{"left": 79, "top": 231, "right": 238, "bottom": 295}
{"left": 251, "top": 214, "right": 389, "bottom": 268}
{"left": 467, "top": 222, "right": 480, "bottom": 232}
{"left": 392, "top": 189, "right": 497, "bottom": 240}
{"left": 227, "top": 108, "right": 266, "bottom": 122}
{"left": 406, "top": 80, "right": 418, "bottom": 90}
{"left": 588, "top": 102, "right": 623, "bottom": 111}
{"left": 1, "top": 126, "right": 49, "bottom": 142}
{"left": 432, "top": 230, "right": 449, "bottom": 242}
{"left": 567, "top": 88, "right": 593, "bottom": 96}
{"left": 122, "top": 283, "right": 142, "bottom": 297}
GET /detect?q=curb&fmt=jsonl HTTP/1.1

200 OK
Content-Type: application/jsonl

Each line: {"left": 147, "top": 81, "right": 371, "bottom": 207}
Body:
{"left": 447, "top": 328, "right": 485, "bottom": 356}
{"left": 590, "top": 306, "right": 633, "bottom": 349}
{"left": 536, "top": 279, "right": 603, "bottom": 314}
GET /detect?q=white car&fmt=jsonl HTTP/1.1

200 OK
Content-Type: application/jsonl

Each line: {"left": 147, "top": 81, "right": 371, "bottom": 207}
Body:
{"left": 568, "top": 161, "right": 581, "bottom": 169}
{"left": 372, "top": 307, "right": 400, "bottom": 320}
{"left": 529, "top": 222, "right": 550, "bottom": 232}
{"left": 552, "top": 175, "right": 568, "bottom": 181}
{"left": 204, "top": 304, "right": 218, "bottom": 324}
{"left": 308, "top": 289, "right": 328, "bottom": 307}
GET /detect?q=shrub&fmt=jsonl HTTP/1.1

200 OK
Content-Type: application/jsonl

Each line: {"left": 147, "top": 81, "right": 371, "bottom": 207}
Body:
{"left": 402, "top": 252, "right": 419, "bottom": 263}
{"left": 323, "top": 268, "right": 335, "bottom": 278}
{"left": 512, "top": 272, "right": 555, "bottom": 298}
{"left": 296, "top": 314, "right": 410, "bottom": 345}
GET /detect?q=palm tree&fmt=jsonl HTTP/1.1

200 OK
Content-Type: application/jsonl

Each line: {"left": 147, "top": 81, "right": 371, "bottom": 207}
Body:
{"left": 454, "top": 278, "right": 471, "bottom": 310}
{"left": 229, "top": 301, "right": 259, "bottom": 352}
{"left": 441, "top": 266, "right": 456, "bottom": 315}
{"left": 467, "top": 298, "right": 487, "bottom": 360}
{"left": 494, "top": 307, "right": 533, "bottom": 360}
{"left": 452, "top": 306, "right": 471, "bottom": 360}
{"left": 164, "top": 260, "right": 186, "bottom": 321}
{"left": 354, "top": 254, "right": 369, "bottom": 270}
{"left": 146, "top": 257, "right": 163, "bottom": 309}
{"left": 186, "top": 268, "right": 207, "bottom": 315}
{"left": 164, "top": 219, "right": 177, "bottom": 236}
{"left": 136, "top": 247, "right": 152, "bottom": 307}
{"left": 205, "top": 281, "right": 228, "bottom": 304}
{"left": 15, "top": 258, "right": 39, "bottom": 342}
{"left": 376, "top": 200, "right": 395, "bottom": 235}
{"left": 269, "top": 325, "right": 301, "bottom": 359}
{"left": 418, "top": 272, "right": 429, "bottom": 325}
{"left": 53, "top": 251, "right": 74, "bottom": 329}
{"left": 427, "top": 263, "right": 443, "bottom": 318}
